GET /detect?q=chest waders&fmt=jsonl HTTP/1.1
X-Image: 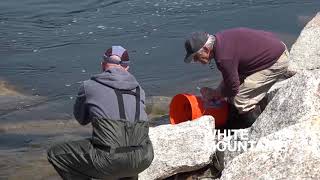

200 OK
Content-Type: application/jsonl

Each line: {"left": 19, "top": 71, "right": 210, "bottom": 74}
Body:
{"left": 91, "top": 86, "right": 154, "bottom": 178}
{"left": 47, "top": 86, "right": 153, "bottom": 180}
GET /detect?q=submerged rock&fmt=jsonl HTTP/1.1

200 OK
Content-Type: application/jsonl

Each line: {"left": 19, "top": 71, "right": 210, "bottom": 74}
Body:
{"left": 146, "top": 96, "right": 172, "bottom": 117}
{"left": 0, "top": 95, "right": 45, "bottom": 114}
{"left": 0, "top": 80, "right": 46, "bottom": 119}
{"left": 139, "top": 116, "right": 216, "bottom": 180}
{"left": 149, "top": 115, "right": 170, "bottom": 127}
{"left": 0, "top": 80, "right": 21, "bottom": 96}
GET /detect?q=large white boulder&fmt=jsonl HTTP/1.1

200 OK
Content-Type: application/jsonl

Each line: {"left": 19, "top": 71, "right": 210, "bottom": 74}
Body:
{"left": 220, "top": 117, "right": 320, "bottom": 180}
{"left": 139, "top": 116, "right": 216, "bottom": 180}
{"left": 250, "top": 70, "right": 320, "bottom": 141}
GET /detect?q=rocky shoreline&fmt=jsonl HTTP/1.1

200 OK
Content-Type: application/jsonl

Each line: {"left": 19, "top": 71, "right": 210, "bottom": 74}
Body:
{"left": 140, "top": 12, "right": 320, "bottom": 180}
{"left": 1, "top": 12, "right": 320, "bottom": 180}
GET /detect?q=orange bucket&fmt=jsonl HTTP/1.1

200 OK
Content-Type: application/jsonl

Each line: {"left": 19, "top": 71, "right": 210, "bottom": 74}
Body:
{"left": 169, "top": 93, "right": 229, "bottom": 128}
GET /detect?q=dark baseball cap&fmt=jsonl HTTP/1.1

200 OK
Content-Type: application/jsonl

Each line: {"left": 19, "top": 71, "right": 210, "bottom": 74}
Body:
{"left": 184, "top": 32, "right": 209, "bottom": 63}
{"left": 103, "top": 46, "right": 130, "bottom": 66}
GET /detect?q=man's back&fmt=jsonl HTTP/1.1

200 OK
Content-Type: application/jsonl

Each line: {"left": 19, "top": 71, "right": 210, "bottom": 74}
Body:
{"left": 74, "top": 67, "right": 148, "bottom": 125}
{"left": 48, "top": 46, "right": 153, "bottom": 180}
{"left": 214, "top": 27, "right": 285, "bottom": 77}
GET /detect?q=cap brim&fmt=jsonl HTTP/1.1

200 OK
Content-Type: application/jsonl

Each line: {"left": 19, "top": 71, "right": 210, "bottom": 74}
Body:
{"left": 184, "top": 52, "right": 195, "bottom": 63}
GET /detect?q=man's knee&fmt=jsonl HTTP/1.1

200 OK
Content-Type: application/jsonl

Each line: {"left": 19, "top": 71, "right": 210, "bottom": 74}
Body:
{"left": 47, "top": 146, "right": 57, "bottom": 164}
{"left": 47, "top": 143, "right": 65, "bottom": 164}
{"left": 232, "top": 96, "right": 257, "bottom": 114}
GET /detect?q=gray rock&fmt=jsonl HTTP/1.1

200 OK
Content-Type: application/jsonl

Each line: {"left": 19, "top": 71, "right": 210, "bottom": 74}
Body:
{"left": 215, "top": 79, "right": 292, "bottom": 172}
{"left": 165, "top": 164, "right": 222, "bottom": 180}
{"left": 139, "top": 116, "right": 216, "bottom": 180}
{"left": 218, "top": 128, "right": 252, "bottom": 169}
{"left": 0, "top": 95, "right": 45, "bottom": 115}
{"left": 219, "top": 70, "right": 320, "bottom": 179}
{"left": 266, "top": 79, "right": 290, "bottom": 103}
{"left": 0, "top": 80, "right": 21, "bottom": 96}
{"left": 250, "top": 70, "right": 320, "bottom": 141}
{"left": 149, "top": 115, "right": 170, "bottom": 127}
{"left": 220, "top": 117, "right": 320, "bottom": 180}
{"left": 0, "top": 96, "right": 74, "bottom": 123}
{"left": 218, "top": 70, "right": 318, "bottom": 168}
{"left": 289, "top": 12, "right": 320, "bottom": 72}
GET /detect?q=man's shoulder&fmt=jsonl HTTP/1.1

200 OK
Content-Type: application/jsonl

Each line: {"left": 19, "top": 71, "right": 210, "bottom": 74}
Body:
{"left": 82, "top": 78, "right": 106, "bottom": 91}
{"left": 82, "top": 79, "right": 93, "bottom": 87}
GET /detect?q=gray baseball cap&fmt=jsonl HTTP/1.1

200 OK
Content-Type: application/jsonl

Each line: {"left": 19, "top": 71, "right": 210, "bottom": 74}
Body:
{"left": 184, "top": 32, "right": 209, "bottom": 63}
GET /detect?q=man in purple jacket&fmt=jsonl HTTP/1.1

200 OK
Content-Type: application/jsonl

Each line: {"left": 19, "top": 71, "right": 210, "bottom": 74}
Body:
{"left": 184, "top": 28, "right": 289, "bottom": 128}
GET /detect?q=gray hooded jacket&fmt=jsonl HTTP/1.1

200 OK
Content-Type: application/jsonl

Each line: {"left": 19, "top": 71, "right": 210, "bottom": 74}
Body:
{"left": 73, "top": 67, "right": 148, "bottom": 125}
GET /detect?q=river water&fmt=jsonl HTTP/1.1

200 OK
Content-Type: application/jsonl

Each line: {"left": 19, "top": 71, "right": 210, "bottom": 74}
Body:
{"left": 1, "top": 0, "right": 320, "bottom": 120}
{"left": 0, "top": 1, "right": 319, "bottom": 179}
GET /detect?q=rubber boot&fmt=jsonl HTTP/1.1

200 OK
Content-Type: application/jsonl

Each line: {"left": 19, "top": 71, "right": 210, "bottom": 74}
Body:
{"left": 223, "top": 102, "right": 242, "bottom": 130}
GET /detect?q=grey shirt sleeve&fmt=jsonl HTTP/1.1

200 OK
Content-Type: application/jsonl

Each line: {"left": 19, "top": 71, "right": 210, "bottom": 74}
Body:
{"left": 73, "top": 82, "right": 90, "bottom": 125}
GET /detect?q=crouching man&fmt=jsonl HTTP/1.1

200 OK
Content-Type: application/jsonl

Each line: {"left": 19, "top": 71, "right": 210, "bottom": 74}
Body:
{"left": 47, "top": 46, "right": 154, "bottom": 180}
{"left": 183, "top": 28, "right": 289, "bottom": 128}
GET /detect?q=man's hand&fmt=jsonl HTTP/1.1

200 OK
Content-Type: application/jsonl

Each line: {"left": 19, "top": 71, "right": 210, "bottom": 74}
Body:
{"left": 200, "top": 87, "right": 223, "bottom": 103}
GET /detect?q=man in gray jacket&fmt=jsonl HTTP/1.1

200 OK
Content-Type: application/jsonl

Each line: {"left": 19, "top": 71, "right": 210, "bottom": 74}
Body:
{"left": 47, "top": 46, "right": 154, "bottom": 180}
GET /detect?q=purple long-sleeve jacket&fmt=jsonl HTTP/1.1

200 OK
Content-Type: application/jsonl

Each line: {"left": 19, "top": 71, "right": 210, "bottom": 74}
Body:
{"left": 213, "top": 27, "right": 285, "bottom": 97}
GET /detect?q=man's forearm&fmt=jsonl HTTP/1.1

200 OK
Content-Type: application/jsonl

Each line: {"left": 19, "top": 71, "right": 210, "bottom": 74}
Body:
{"left": 73, "top": 83, "right": 90, "bottom": 125}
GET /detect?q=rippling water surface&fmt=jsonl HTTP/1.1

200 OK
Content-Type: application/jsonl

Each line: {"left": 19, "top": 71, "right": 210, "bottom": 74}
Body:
{"left": 0, "top": 1, "right": 319, "bottom": 178}
{"left": 1, "top": 0, "right": 319, "bottom": 99}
